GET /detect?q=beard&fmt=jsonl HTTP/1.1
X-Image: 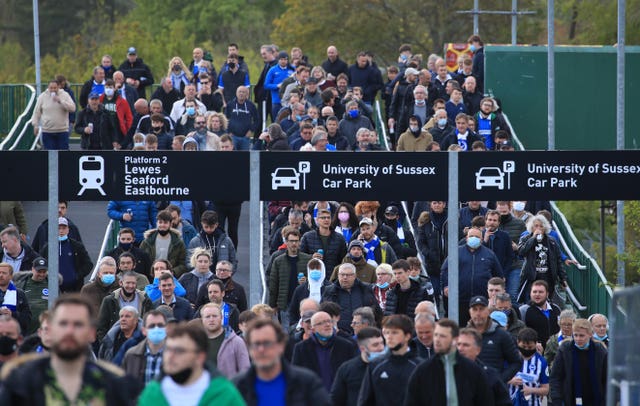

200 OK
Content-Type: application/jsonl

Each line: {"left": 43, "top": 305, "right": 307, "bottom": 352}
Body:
{"left": 52, "top": 336, "right": 86, "bottom": 360}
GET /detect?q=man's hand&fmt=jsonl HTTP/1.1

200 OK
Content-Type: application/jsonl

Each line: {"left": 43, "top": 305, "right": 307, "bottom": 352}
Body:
{"left": 0, "top": 307, "right": 11, "bottom": 316}
{"left": 564, "top": 259, "right": 579, "bottom": 266}
{"left": 443, "top": 287, "right": 449, "bottom": 297}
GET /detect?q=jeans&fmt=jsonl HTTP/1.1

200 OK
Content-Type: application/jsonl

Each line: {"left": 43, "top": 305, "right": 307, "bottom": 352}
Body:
{"left": 41, "top": 131, "right": 70, "bottom": 150}
{"left": 278, "top": 310, "right": 290, "bottom": 329}
{"left": 271, "top": 102, "right": 282, "bottom": 123}
{"left": 506, "top": 267, "right": 521, "bottom": 303}
{"left": 232, "top": 135, "right": 252, "bottom": 151}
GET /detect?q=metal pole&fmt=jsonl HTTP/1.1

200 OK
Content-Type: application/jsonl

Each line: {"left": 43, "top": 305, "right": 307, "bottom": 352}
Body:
{"left": 511, "top": 0, "right": 518, "bottom": 45}
{"left": 616, "top": 0, "right": 626, "bottom": 288}
{"left": 447, "top": 151, "right": 459, "bottom": 324}
{"left": 473, "top": 0, "right": 479, "bottom": 35}
{"left": 32, "top": 0, "right": 41, "bottom": 95}
{"left": 547, "top": 0, "right": 555, "bottom": 150}
{"left": 600, "top": 201, "right": 606, "bottom": 270}
{"left": 47, "top": 150, "right": 59, "bottom": 307}
{"left": 249, "top": 151, "right": 262, "bottom": 306}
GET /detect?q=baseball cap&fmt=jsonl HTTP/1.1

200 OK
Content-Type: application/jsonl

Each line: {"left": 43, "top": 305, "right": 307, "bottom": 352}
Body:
{"left": 359, "top": 217, "right": 373, "bottom": 227}
{"left": 278, "top": 51, "right": 289, "bottom": 60}
{"left": 404, "top": 67, "right": 420, "bottom": 76}
{"left": 348, "top": 239, "right": 365, "bottom": 250}
{"left": 127, "top": 47, "right": 137, "bottom": 55}
{"left": 33, "top": 257, "right": 47, "bottom": 270}
{"left": 469, "top": 295, "right": 489, "bottom": 308}
{"left": 384, "top": 205, "right": 399, "bottom": 216}
{"left": 58, "top": 217, "right": 69, "bottom": 227}
{"left": 490, "top": 311, "right": 508, "bottom": 327}
{"left": 301, "top": 310, "right": 316, "bottom": 322}
{"left": 306, "top": 77, "right": 318, "bottom": 84}
{"left": 88, "top": 92, "right": 100, "bottom": 99}
{"left": 499, "top": 140, "right": 513, "bottom": 150}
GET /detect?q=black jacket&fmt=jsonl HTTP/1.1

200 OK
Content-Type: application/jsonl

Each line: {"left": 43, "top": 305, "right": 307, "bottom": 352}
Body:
{"left": 118, "top": 57, "right": 154, "bottom": 98}
{"left": 178, "top": 271, "right": 216, "bottom": 305}
{"left": 0, "top": 286, "right": 31, "bottom": 334}
{"left": 195, "top": 277, "right": 247, "bottom": 312}
{"left": 331, "top": 355, "right": 368, "bottom": 406}
{"left": 322, "top": 279, "right": 381, "bottom": 334}
{"left": 152, "top": 295, "right": 193, "bottom": 321}
{"left": 428, "top": 123, "right": 456, "bottom": 144}
{"left": 410, "top": 337, "right": 435, "bottom": 360}
{"left": 40, "top": 238, "right": 93, "bottom": 292}
{"left": 417, "top": 214, "right": 448, "bottom": 277}
{"left": 405, "top": 351, "right": 494, "bottom": 406}
{"left": 105, "top": 245, "right": 152, "bottom": 281}
{"left": 291, "top": 334, "right": 358, "bottom": 391}
{"left": 517, "top": 233, "right": 566, "bottom": 302}
{"left": 439, "top": 130, "right": 482, "bottom": 151}
{"left": 478, "top": 360, "right": 512, "bottom": 406}
{"left": 5, "top": 242, "right": 40, "bottom": 273}
{"left": 0, "top": 355, "right": 139, "bottom": 405}
{"left": 519, "top": 301, "right": 561, "bottom": 349}
{"left": 300, "top": 230, "right": 347, "bottom": 275}
{"left": 31, "top": 219, "right": 82, "bottom": 254}
{"left": 470, "top": 320, "right": 522, "bottom": 382}
{"left": 550, "top": 340, "right": 607, "bottom": 406}
{"left": 75, "top": 106, "right": 119, "bottom": 149}
{"left": 384, "top": 279, "right": 433, "bottom": 319}
{"left": 288, "top": 280, "right": 331, "bottom": 326}
{"left": 358, "top": 350, "right": 422, "bottom": 406}
{"left": 233, "top": 360, "right": 331, "bottom": 406}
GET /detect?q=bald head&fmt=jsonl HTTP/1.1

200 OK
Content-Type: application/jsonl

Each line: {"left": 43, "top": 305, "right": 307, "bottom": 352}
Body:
{"left": 327, "top": 46, "right": 338, "bottom": 62}
{"left": 134, "top": 98, "right": 149, "bottom": 115}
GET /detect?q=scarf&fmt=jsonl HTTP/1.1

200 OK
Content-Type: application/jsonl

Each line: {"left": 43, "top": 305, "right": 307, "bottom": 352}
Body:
{"left": 335, "top": 226, "right": 353, "bottom": 242}
{"left": 171, "top": 73, "right": 189, "bottom": 91}
{"left": 455, "top": 130, "right": 469, "bottom": 151}
{"left": 363, "top": 236, "right": 380, "bottom": 265}
{"left": 572, "top": 342, "right": 602, "bottom": 406}
{"left": 2, "top": 281, "right": 18, "bottom": 312}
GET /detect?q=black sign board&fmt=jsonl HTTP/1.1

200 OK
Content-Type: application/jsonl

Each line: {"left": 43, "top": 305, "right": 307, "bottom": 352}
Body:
{"left": 459, "top": 150, "right": 640, "bottom": 200}
{"left": 0, "top": 151, "right": 48, "bottom": 200}
{"left": 59, "top": 151, "right": 250, "bottom": 201}
{"left": 260, "top": 152, "right": 448, "bottom": 201}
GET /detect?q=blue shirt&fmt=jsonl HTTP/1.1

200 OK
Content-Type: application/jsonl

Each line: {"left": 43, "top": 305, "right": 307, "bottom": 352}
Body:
{"left": 255, "top": 371, "right": 286, "bottom": 406}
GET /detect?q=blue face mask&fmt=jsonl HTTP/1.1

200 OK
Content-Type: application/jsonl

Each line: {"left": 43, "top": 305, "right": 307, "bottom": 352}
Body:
{"left": 312, "top": 118, "right": 318, "bottom": 125}
{"left": 376, "top": 281, "right": 389, "bottom": 289}
{"left": 367, "top": 347, "right": 388, "bottom": 362}
{"left": 593, "top": 333, "right": 608, "bottom": 341}
{"left": 101, "top": 274, "right": 116, "bottom": 285}
{"left": 470, "top": 44, "right": 477, "bottom": 52}
{"left": 295, "top": 115, "right": 302, "bottom": 122}
{"left": 314, "top": 331, "right": 332, "bottom": 342}
{"left": 409, "top": 275, "right": 420, "bottom": 282}
{"left": 186, "top": 107, "right": 196, "bottom": 116}
{"left": 147, "top": 327, "right": 167, "bottom": 345}
{"left": 348, "top": 109, "right": 359, "bottom": 119}
{"left": 574, "top": 340, "right": 590, "bottom": 350}
{"left": 58, "top": 235, "right": 68, "bottom": 242}
{"left": 309, "top": 270, "right": 322, "bottom": 282}
{"left": 437, "top": 118, "right": 448, "bottom": 127}
{"left": 466, "top": 236, "right": 481, "bottom": 249}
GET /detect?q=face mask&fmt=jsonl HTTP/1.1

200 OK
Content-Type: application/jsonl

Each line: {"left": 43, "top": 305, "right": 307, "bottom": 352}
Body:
{"left": 172, "top": 64, "right": 181, "bottom": 71}
{"left": 314, "top": 331, "right": 332, "bottom": 342}
{"left": 574, "top": 340, "right": 590, "bottom": 350}
{"left": 338, "top": 212, "right": 350, "bottom": 222}
{"left": 309, "top": 270, "right": 322, "bottom": 282}
{"left": 186, "top": 107, "right": 196, "bottom": 116}
{"left": 593, "top": 333, "right": 608, "bottom": 341}
{"left": 169, "top": 368, "right": 193, "bottom": 384}
{"left": 58, "top": 235, "right": 68, "bottom": 242}
{"left": 367, "top": 347, "right": 388, "bottom": 361}
{"left": 104, "top": 88, "right": 115, "bottom": 97}
{"left": 415, "top": 99, "right": 426, "bottom": 106}
{"left": 470, "top": 44, "right": 477, "bottom": 52}
{"left": 376, "top": 281, "right": 389, "bottom": 289}
{"left": 499, "top": 214, "right": 511, "bottom": 223}
{"left": 466, "top": 236, "right": 481, "bottom": 249}
{"left": 152, "top": 126, "right": 163, "bottom": 133}
{"left": 0, "top": 336, "right": 18, "bottom": 356}
{"left": 348, "top": 254, "right": 362, "bottom": 262}
{"left": 409, "top": 125, "right": 419, "bottom": 132}
{"left": 409, "top": 275, "right": 420, "bottom": 282}
{"left": 101, "top": 65, "right": 112, "bottom": 72}
{"left": 513, "top": 201, "right": 526, "bottom": 211}
{"left": 383, "top": 219, "right": 397, "bottom": 229}
{"left": 518, "top": 347, "right": 536, "bottom": 357}
{"left": 437, "top": 118, "right": 448, "bottom": 127}
{"left": 501, "top": 308, "right": 512, "bottom": 317}
{"left": 158, "top": 229, "right": 170, "bottom": 237}
{"left": 119, "top": 242, "right": 132, "bottom": 251}
{"left": 228, "top": 62, "right": 236, "bottom": 69}
{"left": 147, "top": 327, "right": 167, "bottom": 345}
{"left": 312, "top": 118, "right": 318, "bottom": 125}
{"left": 101, "top": 274, "right": 116, "bottom": 285}
{"left": 348, "top": 110, "right": 359, "bottom": 119}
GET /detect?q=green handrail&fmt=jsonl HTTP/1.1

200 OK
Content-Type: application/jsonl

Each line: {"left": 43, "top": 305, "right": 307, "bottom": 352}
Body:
{"left": 0, "top": 84, "right": 36, "bottom": 150}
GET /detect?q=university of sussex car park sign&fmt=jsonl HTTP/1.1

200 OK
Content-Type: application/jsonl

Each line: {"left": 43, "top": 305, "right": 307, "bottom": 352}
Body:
{"left": 458, "top": 150, "right": 640, "bottom": 201}
{"left": 59, "top": 151, "right": 250, "bottom": 201}
{"left": 260, "top": 152, "right": 448, "bottom": 201}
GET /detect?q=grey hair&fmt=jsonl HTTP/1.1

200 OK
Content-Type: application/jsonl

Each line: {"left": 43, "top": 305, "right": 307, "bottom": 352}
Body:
{"left": 526, "top": 214, "right": 552, "bottom": 234}
{"left": 559, "top": 309, "right": 577, "bottom": 321}
{"left": 119, "top": 305, "right": 139, "bottom": 318}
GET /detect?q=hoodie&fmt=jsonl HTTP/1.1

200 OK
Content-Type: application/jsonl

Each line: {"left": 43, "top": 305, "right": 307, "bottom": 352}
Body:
{"left": 307, "top": 259, "right": 326, "bottom": 303}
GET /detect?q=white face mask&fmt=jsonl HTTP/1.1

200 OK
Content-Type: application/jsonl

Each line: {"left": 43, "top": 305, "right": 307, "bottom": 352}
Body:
{"left": 104, "top": 88, "right": 115, "bottom": 97}
{"left": 513, "top": 201, "right": 526, "bottom": 212}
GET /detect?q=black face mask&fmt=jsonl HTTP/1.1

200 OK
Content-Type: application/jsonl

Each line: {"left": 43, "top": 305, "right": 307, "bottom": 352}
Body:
{"left": 228, "top": 62, "right": 236, "bottom": 69}
{"left": 119, "top": 242, "right": 132, "bottom": 251}
{"left": 168, "top": 367, "right": 193, "bottom": 384}
{"left": 499, "top": 214, "right": 511, "bottom": 223}
{"left": 348, "top": 254, "right": 362, "bottom": 262}
{"left": 0, "top": 335, "right": 18, "bottom": 356}
{"left": 519, "top": 347, "right": 536, "bottom": 358}
{"left": 383, "top": 219, "right": 397, "bottom": 229}
{"left": 157, "top": 229, "right": 170, "bottom": 237}
{"left": 172, "top": 65, "right": 181, "bottom": 71}
{"left": 152, "top": 126, "right": 163, "bottom": 133}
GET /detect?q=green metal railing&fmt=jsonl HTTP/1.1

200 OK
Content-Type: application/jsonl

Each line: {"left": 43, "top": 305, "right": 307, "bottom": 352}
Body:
{"left": 0, "top": 84, "right": 37, "bottom": 150}
{"left": 0, "top": 84, "right": 33, "bottom": 135}
{"left": 504, "top": 114, "right": 613, "bottom": 317}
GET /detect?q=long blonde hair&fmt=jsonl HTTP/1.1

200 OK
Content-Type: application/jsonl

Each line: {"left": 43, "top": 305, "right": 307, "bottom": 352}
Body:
{"left": 167, "top": 56, "right": 192, "bottom": 80}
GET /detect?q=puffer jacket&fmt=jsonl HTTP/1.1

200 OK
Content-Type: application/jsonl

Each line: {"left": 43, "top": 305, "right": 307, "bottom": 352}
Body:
{"left": 300, "top": 230, "right": 347, "bottom": 275}
{"left": 441, "top": 245, "right": 503, "bottom": 303}
{"left": 188, "top": 228, "right": 237, "bottom": 270}
{"left": 384, "top": 278, "right": 433, "bottom": 319}
{"left": 107, "top": 201, "right": 157, "bottom": 243}
{"left": 268, "top": 251, "right": 312, "bottom": 310}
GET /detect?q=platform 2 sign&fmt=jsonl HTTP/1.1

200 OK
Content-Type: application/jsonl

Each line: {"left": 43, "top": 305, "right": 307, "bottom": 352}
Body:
{"left": 459, "top": 150, "right": 640, "bottom": 200}
{"left": 0, "top": 152, "right": 48, "bottom": 200}
{"left": 59, "top": 151, "right": 249, "bottom": 201}
{"left": 260, "top": 152, "right": 448, "bottom": 201}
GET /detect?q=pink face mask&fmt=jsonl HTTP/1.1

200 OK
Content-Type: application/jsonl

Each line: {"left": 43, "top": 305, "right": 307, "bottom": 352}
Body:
{"left": 338, "top": 212, "right": 350, "bottom": 222}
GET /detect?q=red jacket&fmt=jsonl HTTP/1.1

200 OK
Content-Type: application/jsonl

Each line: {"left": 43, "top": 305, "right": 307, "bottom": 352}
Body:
{"left": 99, "top": 93, "right": 133, "bottom": 141}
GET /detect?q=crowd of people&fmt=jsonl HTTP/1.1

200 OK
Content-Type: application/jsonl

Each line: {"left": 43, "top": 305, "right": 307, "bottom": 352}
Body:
{"left": 4, "top": 36, "right": 612, "bottom": 405}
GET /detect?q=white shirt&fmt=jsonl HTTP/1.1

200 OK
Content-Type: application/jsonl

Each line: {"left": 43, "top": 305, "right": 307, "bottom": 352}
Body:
{"left": 161, "top": 370, "right": 210, "bottom": 406}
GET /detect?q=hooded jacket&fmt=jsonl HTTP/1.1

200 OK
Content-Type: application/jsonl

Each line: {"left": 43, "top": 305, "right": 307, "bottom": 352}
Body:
{"left": 215, "top": 327, "right": 251, "bottom": 379}
{"left": 329, "top": 255, "right": 377, "bottom": 283}
{"left": 140, "top": 228, "right": 187, "bottom": 277}
{"left": 396, "top": 115, "right": 433, "bottom": 151}
{"left": 188, "top": 228, "right": 238, "bottom": 271}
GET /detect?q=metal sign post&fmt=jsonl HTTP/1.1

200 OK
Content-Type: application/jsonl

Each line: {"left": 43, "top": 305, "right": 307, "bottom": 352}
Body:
{"left": 47, "top": 150, "right": 59, "bottom": 307}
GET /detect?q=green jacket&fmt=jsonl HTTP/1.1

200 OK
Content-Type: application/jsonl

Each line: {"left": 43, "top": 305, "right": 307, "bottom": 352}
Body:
{"left": 269, "top": 252, "right": 312, "bottom": 309}
{"left": 137, "top": 370, "right": 246, "bottom": 406}
{"left": 140, "top": 228, "right": 187, "bottom": 277}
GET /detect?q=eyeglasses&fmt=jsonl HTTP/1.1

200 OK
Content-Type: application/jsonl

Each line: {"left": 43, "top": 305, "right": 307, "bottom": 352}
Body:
{"left": 338, "top": 273, "right": 356, "bottom": 277}
{"left": 249, "top": 341, "right": 277, "bottom": 350}
{"left": 351, "top": 320, "right": 363, "bottom": 325}
{"left": 312, "top": 320, "right": 333, "bottom": 328}
{"left": 201, "top": 81, "right": 209, "bottom": 85}
{"left": 195, "top": 121, "right": 206, "bottom": 125}
{"left": 286, "top": 239, "right": 300, "bottom": 243}
{"left": 216, "top": 268, "right": 232, "bottom": 273}
{"left": 146, "top": 323, "right": 166, "bottom": 329}
{"left": 164, "top": 346, "right": 198, "bottom": 356}
{"left": 317, "top": 216, "right": 331, "bottom": 220}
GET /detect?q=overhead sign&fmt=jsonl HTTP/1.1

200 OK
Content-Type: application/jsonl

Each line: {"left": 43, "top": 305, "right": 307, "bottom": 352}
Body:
{"left": 0, "top": 151, "right": 48, "bottom": 200}
{"left": 59, "top": 151, "right": 249, "bottom": 201}
{"left": 459, "top": 150, "right": 640, "bottom": 200}
{"left": 260, "top": 152, "right": 448, "bottom": 201}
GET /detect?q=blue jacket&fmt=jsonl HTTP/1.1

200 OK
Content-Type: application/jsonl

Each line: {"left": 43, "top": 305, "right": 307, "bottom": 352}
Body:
{"left": 483, "top": 229, "right": 514, "bottom": 274}
{"left": 107, "top": 201, "right": 157, "bottom": 242}
{"left": 264, "top": 64, "right": 295, "bottom": 103}
{"left": 441, "top": 244, "right": 503, "bottom": 302}
{"left": 152, "top": 295, "right": 193, "bottom": 321}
